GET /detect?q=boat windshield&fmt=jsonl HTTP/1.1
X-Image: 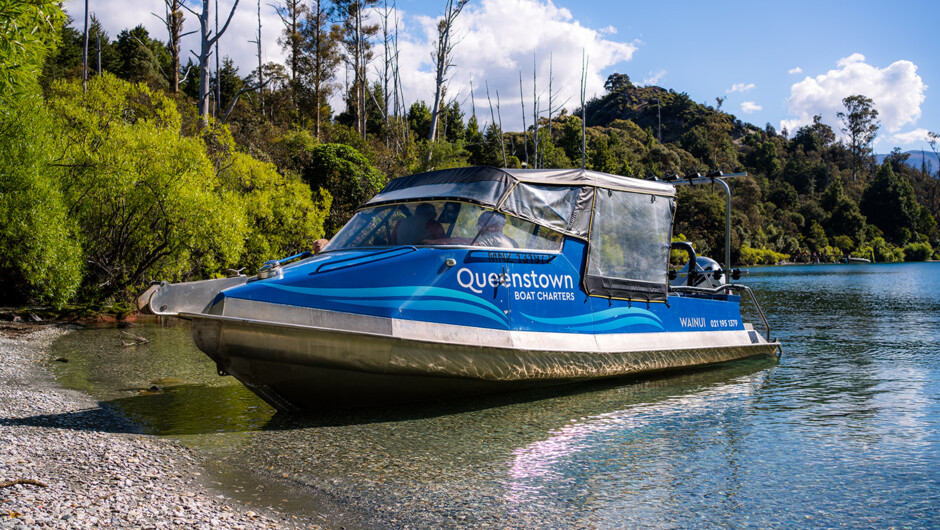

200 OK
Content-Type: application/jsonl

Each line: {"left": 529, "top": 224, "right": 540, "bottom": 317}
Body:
{"left": 327, "top": 200, "right": 564, "bottom": 252}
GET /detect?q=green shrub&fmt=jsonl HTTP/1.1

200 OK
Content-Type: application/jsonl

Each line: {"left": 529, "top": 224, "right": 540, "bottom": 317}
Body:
{"left": 902, "top": 241, "right": 933, "bottom": 262}
{"left": 301, "top": 143, "right": 385, "bottom": 234}
{"left": 739, "top": 245, "right": 789, "bottom": 265}
{"left": 218, "top": 150, "right": 331, "bottom": 270}
{"left": 869, "top": 237, "right": 904, "bottom": 263}
{"left": 0, "top": 98, "right": 81, "bottom": 306}
{"left": 47, "top": 75, "right": 247, "bottom": 300}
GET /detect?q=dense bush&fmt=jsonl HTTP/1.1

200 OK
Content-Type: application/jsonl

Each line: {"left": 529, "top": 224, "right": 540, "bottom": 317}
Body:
{"left": 739, "top": 245, "right": 789, "bottom": 265}
{"left": 47, "top": 75, "right": 247, "bottom": 300}
{"left": 0, "top": 0, "right": 79, "bottom": 307}
{"left": 37, "top": 75, "right": 332, "bottom": 301}
{"left": 301, "top": 143, "right": 385, "bottom": 234}
{"left": 0, "top": 98, "right": 82, "bottom": 306}
{"left": 217, "top": 148, "right": 331, "bottom": 270}
{"left": 902, "top": 241, "right": 933, "bottom": 262}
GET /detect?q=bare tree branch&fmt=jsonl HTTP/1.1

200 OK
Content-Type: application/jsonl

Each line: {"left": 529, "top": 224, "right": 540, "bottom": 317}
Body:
{"left": 428, "top": 0, "right": 468, "bottom": 142}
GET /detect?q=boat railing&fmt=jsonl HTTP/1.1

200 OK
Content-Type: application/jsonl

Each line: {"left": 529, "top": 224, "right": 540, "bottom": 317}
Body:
{"left": 670, "top": 283, "right": 775, "bottom": 348}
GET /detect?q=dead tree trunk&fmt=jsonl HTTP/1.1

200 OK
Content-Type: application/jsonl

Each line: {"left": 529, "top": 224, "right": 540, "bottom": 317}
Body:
{"left": 155, "top": 0, "right": 190, "bottom": 93}
{"left": 519, "top": 72, "right": 528, "bottom": 166}
{"left": 183, "top": 0, "right": 241, "bottom": 127}
{"left": 251, "top": 0, "right": 264, "bottom": 116}
{"left": 82, "top": 0, "right": 89, "bottom": 92}
{"left": 486, "top": 81, "right": 507, "bottom": 167}
{"left": 428, "top": 0, "right": 468, "bottom": 142}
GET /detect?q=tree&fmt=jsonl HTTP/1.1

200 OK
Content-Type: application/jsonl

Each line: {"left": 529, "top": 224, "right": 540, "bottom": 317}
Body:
{"left": 0, "top": 0, "right": 80, "bottom": 307}
{"left": 884, "top": 147, "right": 910, "bottom": 174}
{"left": 183, "top": 0, "right": 241, "bottom": 127}
{"left": 274, "top": 0, "right": 306, "bottom": 87}
{"left": 0, "top": 0, "right": 65, "bottom": 99}
{"left": 792, "top": 114, "right": 834, "bottom": 154}
{"left": 155, "top": 0, "right": 190, "bottom": 92}
{"left": 428, "top": 0, "right": 468, "bottom": 142}
{"left": 301, "top": 0, "right": 341, "bottom": 137}
{"left": 754, "top": 140, "right": 781, "bottom": 177}
{"left": 821, "top": 179, "right": 866, "bottom": 246}
{"left": 216, "top": 148, "right": 331, "bottom": 270}
{"left": 604, "top": 73, "right": 633, "bottom": 93}
{"left": 114, "top": 25, "right": 166, "bottom": 85}
{"left": 440, "top": 100, "right": 465, "bottom": 143}
{"left": 407, "top": 100, "right": 432, "bottom": 140}
{"left": 590, "top": 136, "right": 618, "bottom": 174}
{"left": 837, "top": 94, "right": 879, "bottom": 182}
{"left": 0, "top": 98, "right": 82, "bottom": 306}
{"left": 48, "top": 76, "right": 248, "bottom": 298}
{"left": 860, "top": 163, "right": 920, "bottom": 244}
{"left": 464, "top": 113, "right": 485, "bottom": 164}
{"left": 805, "top": 220, "right": 829, "bottom": 252}
{"left": 558, "top": 116, "right": 583, "bottom": 162}
{"left": 927, "top": 131, "right": 939, "bottom": 176}
{"left": 214, "top": 56, "right": 243, "bottom": 114}
{"left": 336, "top": 0, "right": 379, "bottom": 136}
{"left": 300, "top": 143, "right": 385, "bottom": 232}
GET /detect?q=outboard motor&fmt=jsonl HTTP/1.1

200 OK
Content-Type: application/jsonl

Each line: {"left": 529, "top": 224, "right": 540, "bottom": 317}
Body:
{"left": 671, "top": 255, "right": 724, "bottom": 288}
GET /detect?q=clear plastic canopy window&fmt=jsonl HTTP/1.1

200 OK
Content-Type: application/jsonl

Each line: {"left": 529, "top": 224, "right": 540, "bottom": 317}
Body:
{"left": 587, "top": 189, "right": 675, "bottom": 287}
{"left": 327, "top": 200, "right": 564, "bottom": 252}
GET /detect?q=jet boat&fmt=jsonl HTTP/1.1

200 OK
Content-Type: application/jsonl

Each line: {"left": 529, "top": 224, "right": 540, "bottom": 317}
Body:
{"left": 138, "top": 166, "right": 779, "bottom": 411}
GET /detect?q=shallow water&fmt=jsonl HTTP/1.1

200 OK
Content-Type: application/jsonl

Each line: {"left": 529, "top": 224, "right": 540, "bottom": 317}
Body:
{"left": 50, "top": 262, "right": 940, "bottom": 527}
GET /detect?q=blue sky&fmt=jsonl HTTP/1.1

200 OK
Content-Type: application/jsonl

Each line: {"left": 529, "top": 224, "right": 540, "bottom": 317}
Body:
{"left": 558, "top": 0, "right": 937, "bottom": 152}
{"left": 66, "top": 0, "right": 937, "bottom": 153}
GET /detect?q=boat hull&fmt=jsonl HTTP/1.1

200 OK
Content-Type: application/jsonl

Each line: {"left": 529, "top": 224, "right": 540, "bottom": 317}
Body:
{"left": 185, "top": 299, "right": 778, "bottom": 411}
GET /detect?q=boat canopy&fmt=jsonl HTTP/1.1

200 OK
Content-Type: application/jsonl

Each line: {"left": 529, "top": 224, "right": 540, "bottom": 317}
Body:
{"left": 365, "top": 166, "right": 676, "bottom": 240}
{"left": 363, "top": 166, "right": 677, "bottom": 302}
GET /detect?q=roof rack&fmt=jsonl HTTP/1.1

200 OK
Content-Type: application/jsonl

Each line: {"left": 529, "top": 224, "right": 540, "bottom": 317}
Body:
{"left": 660, "top": 171, "right": 749, "bottom": 271}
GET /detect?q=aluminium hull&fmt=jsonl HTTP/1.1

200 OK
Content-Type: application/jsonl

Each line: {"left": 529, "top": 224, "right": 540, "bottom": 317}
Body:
{"left": 184, "top": 299, "right": 778, "bottom": 411}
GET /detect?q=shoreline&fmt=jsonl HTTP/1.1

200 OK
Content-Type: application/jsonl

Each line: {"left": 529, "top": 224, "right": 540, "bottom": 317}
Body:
{"left": 0, "top": 323, "right": 316, "bottom": 529}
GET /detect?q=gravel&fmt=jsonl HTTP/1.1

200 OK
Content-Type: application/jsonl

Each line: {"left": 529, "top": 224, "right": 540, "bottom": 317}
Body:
{"left": 0, "top": 323, "right": 315, "bottom": 529}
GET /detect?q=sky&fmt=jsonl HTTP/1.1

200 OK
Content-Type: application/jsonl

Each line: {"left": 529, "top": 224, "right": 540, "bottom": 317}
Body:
{"left": 63, "top": 0, "right": 937, "bottom": 153}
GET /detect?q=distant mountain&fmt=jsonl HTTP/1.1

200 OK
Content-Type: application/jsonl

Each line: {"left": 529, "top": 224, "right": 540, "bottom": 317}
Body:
{"left": 875, "top": 150, "right": 939, "bottom": 176}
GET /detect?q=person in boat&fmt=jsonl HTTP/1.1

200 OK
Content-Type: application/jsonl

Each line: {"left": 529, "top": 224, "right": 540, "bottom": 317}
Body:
{"left": 312, "top": 238, "right": 329, "bottom": 253}
{"left": 474, "top": 211, "right": 517, "bottom": 248}
{"left": 392, "top": 202, "right": 445, "bottom": 245}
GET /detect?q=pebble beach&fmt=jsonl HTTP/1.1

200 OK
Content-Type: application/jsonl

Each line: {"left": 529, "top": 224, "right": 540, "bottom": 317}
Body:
{"left": 0, "top": 323, "right": 311, "bottom": 529}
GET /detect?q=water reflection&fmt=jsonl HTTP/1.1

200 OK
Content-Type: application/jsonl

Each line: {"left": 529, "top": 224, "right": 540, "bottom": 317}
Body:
{"left": 48, "top": 263, "right": 940, "bottom": 527}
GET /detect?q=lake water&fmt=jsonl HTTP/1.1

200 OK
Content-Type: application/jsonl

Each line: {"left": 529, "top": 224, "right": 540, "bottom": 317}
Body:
{"left": 49, "top": 262, "right": 940, "bottom": 528}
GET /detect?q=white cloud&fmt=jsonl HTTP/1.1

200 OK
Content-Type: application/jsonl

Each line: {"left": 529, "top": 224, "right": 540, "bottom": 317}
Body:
{"left": 782, "top": 53, "right": 927, "bottom": 138}
{"left": 640, "top": 70, "right": 666, "bottom": 87}
{"left": 726, "top": 83, "right": 755, "bottom": 94}
{"left": 394, "top": 0, "right": 637, "bottom": 130}
{"left": 885, "top": 128, "right": 932, "bottom": 147}
{"left": 788, "top": 67, "right": 802, "bottom": 75}
{"left": 740, "top": 101, "right": 762, "bottom": 114}
{"left": 599, "top": 25, "right": 618, "bottom": 35}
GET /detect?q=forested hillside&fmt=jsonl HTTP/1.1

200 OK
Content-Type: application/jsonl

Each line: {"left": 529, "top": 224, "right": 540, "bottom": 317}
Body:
{"left": 2, "top": 1, "right": 938, "bottom": 310}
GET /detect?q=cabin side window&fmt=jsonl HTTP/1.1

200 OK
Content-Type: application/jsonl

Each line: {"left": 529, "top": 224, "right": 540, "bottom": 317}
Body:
{"left": 585, "top": 189, "right": 675, "bottom": 301}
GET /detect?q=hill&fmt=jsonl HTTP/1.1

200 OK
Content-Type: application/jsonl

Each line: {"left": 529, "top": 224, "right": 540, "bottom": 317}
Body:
{"left": 582, "top": 73, "right": 761, "bottom": 145}
{"left": 874, "top": 151, "right": 939, "bottom": 176}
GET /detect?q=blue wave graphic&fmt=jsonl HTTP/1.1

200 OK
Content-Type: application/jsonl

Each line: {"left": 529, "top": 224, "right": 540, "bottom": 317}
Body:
{"left": 520, "top": 307, "right": 664, "bottom": 332}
